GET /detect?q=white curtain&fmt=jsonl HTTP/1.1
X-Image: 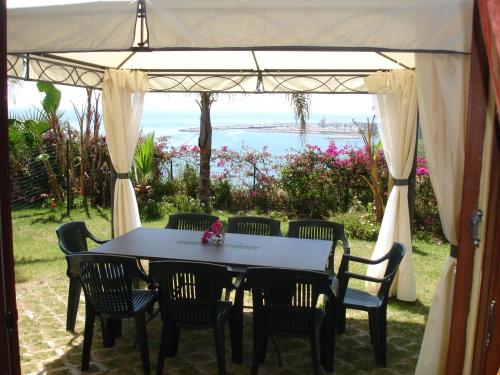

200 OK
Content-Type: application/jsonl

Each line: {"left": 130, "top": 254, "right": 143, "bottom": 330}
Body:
{"left": 364, "top": 70, "right": 418, "bottom": 302}
{"left": 414, "top": 54, "right": 470, "bottom": 375}
{"left": 103, "top": 69, "right": 149, "bottom": 237}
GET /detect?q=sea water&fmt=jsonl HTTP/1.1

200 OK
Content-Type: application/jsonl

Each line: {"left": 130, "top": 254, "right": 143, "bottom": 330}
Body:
{"left": 141, "top": 110, "right": 367, "bottom": 155}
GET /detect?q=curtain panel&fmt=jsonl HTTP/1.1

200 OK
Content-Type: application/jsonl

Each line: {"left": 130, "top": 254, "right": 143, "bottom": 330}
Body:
{"left": 102, "top": 69, "right": 149, "bottom": 237}
{"left": 414, "top": 54, "right": 470, "bottom": 375}
{"left": 364, "top": 70, "right": 418, "bottom": 302}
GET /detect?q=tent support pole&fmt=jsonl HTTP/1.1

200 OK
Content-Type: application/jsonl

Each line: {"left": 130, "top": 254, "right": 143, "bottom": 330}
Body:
{"left": 110, "top": 164, "right": 116, "bottom": 239}
{"left": 0, "top": 0, "right": 21, "bottom": 372}
{"left": 408, "top": 115, "right": 419, "bottom": 235}
{"left": 446, "top": 2, "right": 489, "bottom": 373}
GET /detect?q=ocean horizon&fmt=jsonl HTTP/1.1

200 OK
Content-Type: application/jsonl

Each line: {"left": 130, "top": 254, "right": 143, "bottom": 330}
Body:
{"left": 10, "top": 108, "right": 373, "bottom": 156}
{"left": 140, "top": 110, "right": 370, "bottom": 155}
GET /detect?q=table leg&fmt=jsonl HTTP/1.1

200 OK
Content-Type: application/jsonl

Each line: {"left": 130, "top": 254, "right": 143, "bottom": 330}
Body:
{"left": 321, "top": 298, "right": 335, "bottom": 372}
{"left": 230, "top": 287, "right": 244, "bottom": 363}
{"left": 101, "top": 318, "right": 122, "bottom": 348}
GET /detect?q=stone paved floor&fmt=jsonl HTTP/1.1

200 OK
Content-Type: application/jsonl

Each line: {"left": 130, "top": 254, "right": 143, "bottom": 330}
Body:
{"left": 17, "top": 276, "right": 421, "bottom": 374}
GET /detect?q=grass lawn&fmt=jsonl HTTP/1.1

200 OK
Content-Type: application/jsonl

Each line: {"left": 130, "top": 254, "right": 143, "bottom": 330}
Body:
{"left": 12, "top": 206, "right": 448, "bottom": 374}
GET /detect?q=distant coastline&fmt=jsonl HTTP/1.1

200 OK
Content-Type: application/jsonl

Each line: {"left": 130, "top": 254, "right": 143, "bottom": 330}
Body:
{"left": 178, "top": 122, "right": 366, "bottom": 139}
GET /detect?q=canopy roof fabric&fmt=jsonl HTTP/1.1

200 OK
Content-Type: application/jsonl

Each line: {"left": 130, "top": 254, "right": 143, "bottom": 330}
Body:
{"left": 6, "top": 0, "right": 472, "bottom": 93}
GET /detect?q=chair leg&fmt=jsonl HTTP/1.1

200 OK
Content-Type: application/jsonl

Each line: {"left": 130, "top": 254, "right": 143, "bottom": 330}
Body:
{"left": 252, "top": 327, "right": 266, "bottom": 375}
{"left": 260, "top": 330, "right": 269, "bottom": 364}
{"left": 310, "top": 332, "right": 322, "bottom": 375}
{"left": 134, "top": 313, "right": 151, "bottom": 374}
{"left": 156, "top": 325, "right": 168, "bottom": 375}
{"left": 335, "top": 305, "right": 346, "bottom": 334}
{"left": 368, "top": 311, "right": 375, "bottom": 345}
{"left": 229, "top": 288, "right": 244, "bottom": 363}
{"left": 165, "top": 320, "right": 180, "bottom": 357}
{"left": 100, "top": 317, "right": 114, "bottom": 348}
{"left": 213, "top": 321, "right": 226, "bottom": 375}
{"left": 321, "top": 303, "right": 335, "bottom": 372}
{"left": 374, "top": 309, "right": 387, "bottom": 367}
{"left": 82, "top": 305, "right": 95, "bottom": 371}
{"left": 66, "top": 277, "right": 81, "bottom": 332}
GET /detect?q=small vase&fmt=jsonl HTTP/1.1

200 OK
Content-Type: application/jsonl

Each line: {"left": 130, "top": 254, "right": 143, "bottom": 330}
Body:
{"left": 210, "top": 233, "right": 225, "bottom": 246}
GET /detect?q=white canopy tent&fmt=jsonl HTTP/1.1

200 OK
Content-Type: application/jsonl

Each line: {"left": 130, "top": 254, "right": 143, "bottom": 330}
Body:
{"left": 6, "top": 1, "right": 475, "bottom": 374}
{"left": 7, "top": 0, "right": 474, "bottom": 93}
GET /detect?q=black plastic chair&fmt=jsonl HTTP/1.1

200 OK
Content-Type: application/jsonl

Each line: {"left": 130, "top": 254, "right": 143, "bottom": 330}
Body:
{"left": 246, "top": 267, "right": 336, "bottom": 374}
{"left": 149, "top": 261, "right": 243, "bottom": 375}
{"left": 66, "top": 253, "right": 158, "bottom": 374}
{"left": 287, "top": 219, "right": 350, "bottom": 273}
{"left": 226, "top": 216, "right": 282, "bottom": 361}
{"left": 227, "top": 216, "right": 281, "bottom": 236}
{"left": 165, "top": 213, "right": 219, "bottom": 231}
{"left": 333, "top": 242, "right": 406, "bottom": 367}
{"left": 56, "top": 221, "right": 108, "bottom": 332}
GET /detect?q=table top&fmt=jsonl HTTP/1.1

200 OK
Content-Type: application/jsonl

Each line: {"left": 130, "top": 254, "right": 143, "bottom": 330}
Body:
{"left": 92, "top": 227, "right": 332, "bottom": 272}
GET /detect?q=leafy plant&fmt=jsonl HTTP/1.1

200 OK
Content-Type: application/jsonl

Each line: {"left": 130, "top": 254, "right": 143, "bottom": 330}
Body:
{"left": 334, "top": 198, "right": 380, "bottom": 241}
{"left": 180, "top": 164, "right": 199, "bottom": 198}
{"left": 37, "top": 82, "right": 61, "bottom": 115}
{"left": 353, "top": 116, "right": 385, "bottom": 222}
{"left": 287, "top": 92, "right": 310, "bottom": 139}
{"left": 133, "top": 132, "right": 155, "bottom": 185}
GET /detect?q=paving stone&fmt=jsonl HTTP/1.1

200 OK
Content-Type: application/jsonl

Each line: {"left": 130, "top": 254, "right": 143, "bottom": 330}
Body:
{"left": 18, "top": 277, "right": 421, "bottom": 374}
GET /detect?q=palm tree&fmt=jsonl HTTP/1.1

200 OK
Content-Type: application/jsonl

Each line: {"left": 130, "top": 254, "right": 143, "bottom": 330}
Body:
{"left": 197, "top": 92, "right": 216, "bottom": 209}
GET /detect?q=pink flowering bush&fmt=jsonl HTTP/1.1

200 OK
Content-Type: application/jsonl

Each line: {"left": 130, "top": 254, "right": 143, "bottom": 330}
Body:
{"left": 281, "top": 142, "right": 387, "bottom": 218}
{"left": 148, "top": 138, "right": 442, "bottom": 240}
{"left": 414, "top": 156, "right": 443, "bottom": 239}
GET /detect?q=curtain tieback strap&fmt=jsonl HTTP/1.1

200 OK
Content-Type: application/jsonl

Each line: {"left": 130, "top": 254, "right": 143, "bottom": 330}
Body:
{"left": 116, "top": 172, "right": 130, "bottom": 179}
{"left": 450, "top": 245, "right": 458, "bottom": 258}
{"left": 393, "top": 178, "right": 409, "bottom": 186}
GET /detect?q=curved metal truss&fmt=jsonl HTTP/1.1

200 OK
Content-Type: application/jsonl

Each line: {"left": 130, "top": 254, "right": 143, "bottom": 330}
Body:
{"left": 7, "top": 53, "right": 369, "bottom": 93}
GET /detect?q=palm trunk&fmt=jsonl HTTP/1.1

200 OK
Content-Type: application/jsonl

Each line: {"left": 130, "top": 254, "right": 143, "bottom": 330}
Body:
{"left": 198, "top": 93, "right": 213, "bottom": 209}
{"left": 89, "top": 93, "right": 101, "bottom": 204}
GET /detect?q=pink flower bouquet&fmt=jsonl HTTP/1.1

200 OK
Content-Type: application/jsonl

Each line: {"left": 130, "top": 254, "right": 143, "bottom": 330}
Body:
{"left": 201, "top": 219, "right": 225, "bottom": 245}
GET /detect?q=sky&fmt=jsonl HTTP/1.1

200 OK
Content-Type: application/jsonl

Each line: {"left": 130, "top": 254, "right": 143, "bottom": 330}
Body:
{"left": 8, "top": 80, "right": 376, "bottom": 117}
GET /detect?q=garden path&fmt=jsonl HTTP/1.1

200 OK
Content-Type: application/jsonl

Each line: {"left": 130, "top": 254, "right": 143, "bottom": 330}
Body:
{"left": 17, "top": 275, "right": 421, "bottom": 374}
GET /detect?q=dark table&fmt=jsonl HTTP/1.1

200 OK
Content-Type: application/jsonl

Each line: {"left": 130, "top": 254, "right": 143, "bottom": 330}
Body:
{"left": 93, "top": 227, "right": 333, "bottom": 271}
{"left": 92, "top": 227, "right": 334, "bottom": 367}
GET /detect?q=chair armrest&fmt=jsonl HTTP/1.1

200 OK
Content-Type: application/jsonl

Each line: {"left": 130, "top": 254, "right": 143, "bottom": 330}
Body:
{"left": 87, "top": 231, "right": 108, "bottom": 245}
{"left": 339, "top": 234, "right": 350, "bottom": 254}
{"left": 342, "top": 271, "right": 384, "bottom": 284}
{"left": 325, "top": 279, "right": 337, "bottom": 300}
{"left": 341, "top": 251, "right": 391, "bottom": 266}
{"left": 134, "top": 262, "right": 152, "bottom": 284}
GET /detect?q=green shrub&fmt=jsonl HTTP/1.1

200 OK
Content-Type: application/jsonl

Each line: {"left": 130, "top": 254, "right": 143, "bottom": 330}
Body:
{"left": 280, "top": 146, "right": 340, "bottom": 218}
{"left": 211, "top": 179, "right": 232, "bottom": 209}
{"left": 414, "top": 171, "right": 444, "bottom": 240}
{"left": 228, "top": 188, "right": 253, "bottom": 212}
{"left": 180, "top": 164, "right": 199, "bottom": 198}
{"left": 333, "top": 199, "right": 380, "bottom": 241}
{"left": 152, "top": 179, "right": 179, "bottom": 201}
{"left": 140, "top": 199, "right": 163, "bottom": 221}
{"left": 168, "top": 193, "right": 202, "bottom": 213}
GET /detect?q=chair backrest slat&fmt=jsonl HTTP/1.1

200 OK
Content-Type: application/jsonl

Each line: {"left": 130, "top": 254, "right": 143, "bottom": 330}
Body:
{"left": 287, "top": 219, "right": 347, "bottom": 271}
{"left": 56, "top": 221, "right": 90, "bottom": 254}
{"left": 288, "top": 219, "right": 343, "bottom": 241}
{"left": 150, "top": 261, "right": 229, "bottom": 325}
{"left": 227, "top": 216, "right": 281, "bottom": 236}
{"left": 66, "top": 254, "right": 140, "bottom": 315}
{"left": 165, "top": 213, "right": 219, "bottom": 232}
{"left": 247, "top": 267, "right": 328, "bottom": 333}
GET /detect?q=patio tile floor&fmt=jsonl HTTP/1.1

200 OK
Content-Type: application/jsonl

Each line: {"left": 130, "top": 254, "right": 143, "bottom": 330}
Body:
{"left": 17, "top": 275, "right": 421, "bottom": 374}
